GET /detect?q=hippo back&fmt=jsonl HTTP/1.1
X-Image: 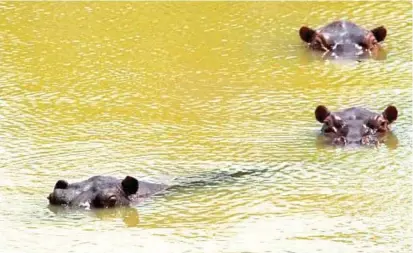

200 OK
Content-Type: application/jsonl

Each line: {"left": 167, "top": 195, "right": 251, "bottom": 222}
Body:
{"left": 134, "top": 181, "right": 168, "bottom": 199}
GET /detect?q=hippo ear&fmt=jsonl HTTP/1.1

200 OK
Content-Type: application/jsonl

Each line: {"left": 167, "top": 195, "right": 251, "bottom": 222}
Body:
{"left": 122, "top": 176, "right": 139, "bottom": 195}
{"left": 299, "top": 26, "right": 316, "bottom": 43}
{"left": 383, "top": 105, "right": 398, "bottom": 123}
{"left": 371, "top": 26, "right": 387, "bottom": 42}
{"left": 54, "top": 180, "right": 69, "bottom": 189}
{"left": 315, "top": 105, "right": 331, "bottom": 123}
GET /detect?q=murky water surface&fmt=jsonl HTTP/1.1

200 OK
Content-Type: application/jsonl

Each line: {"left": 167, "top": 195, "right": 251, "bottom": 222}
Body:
{"left": 0, "top": 2, "right": 411, "bottom": 253}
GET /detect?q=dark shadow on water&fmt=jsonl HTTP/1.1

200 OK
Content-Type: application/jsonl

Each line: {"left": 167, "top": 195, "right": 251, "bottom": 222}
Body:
{"left": 47, "top": 205, "right": 140, "bottom": 227}
{"left": 167, "top": 167, "right": 270, "bottom": 190}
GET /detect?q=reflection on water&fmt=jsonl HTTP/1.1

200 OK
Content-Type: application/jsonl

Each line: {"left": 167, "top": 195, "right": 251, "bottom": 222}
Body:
{"left": 48, "top": 205, "right": 141, "bottom": 227}
{"left": 315, "top": 132, "right": 399, "bottom": 150}
{"left": 298, "top": 43, "right": 388, "bottom": 62}
{"left": 0, "top": 1, "right": 411, "bottom": 253}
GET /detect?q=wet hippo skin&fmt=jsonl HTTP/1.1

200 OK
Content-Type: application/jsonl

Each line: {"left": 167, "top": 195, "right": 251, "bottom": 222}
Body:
{"left": 314, "top": 105, "right": 398, "bottom": 146}
{"left": 47, "top": 169, "right": 264, "bottom": 209}
{"left": 48, "top": 176, "right": 168, "bottom": 209}
{"left": 299, "top": 20, "right": 387, "bottom": 59}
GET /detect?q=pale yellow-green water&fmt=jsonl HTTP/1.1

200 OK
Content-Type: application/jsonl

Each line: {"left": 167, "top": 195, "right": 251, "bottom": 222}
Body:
{"left": 0, "top": 1, "right": 412, "bottom": 253}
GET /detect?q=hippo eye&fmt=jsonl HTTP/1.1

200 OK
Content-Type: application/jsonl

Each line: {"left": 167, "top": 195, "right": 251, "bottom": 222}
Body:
{"left": 314, "top": 36, "right": 331, "bottom": 51}
{"left": 322, "top": 120, "right": 337, "bottom": 133}
{"left": 358, "top": 42, "right": 368, "bottom": 49}
{"left": 93, "top": 194, "right": 118, "bottom": 208}
{"left": 107, "top": 196, "right": 117, "bottom": 207}
{"left": 366, "top": 118, "right": 380, "bottom": 130}
{"left": 366, "top": 121, "right": 374, "bottom": 129}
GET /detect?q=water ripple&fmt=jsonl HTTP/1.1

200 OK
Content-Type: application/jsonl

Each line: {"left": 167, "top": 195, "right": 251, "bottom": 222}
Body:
{"left": 0, "top": 2, "right": 411, "bottom": 253}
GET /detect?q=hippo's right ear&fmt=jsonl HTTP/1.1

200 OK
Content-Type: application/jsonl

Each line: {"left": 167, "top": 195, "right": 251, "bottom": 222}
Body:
{"left": 315, "top": 105, "right": 331, "bottom": 123}
{"left": 371, "top": 26, "right": 387, "bottom": 42}
{"left": 383, "top": 105, "right": 398, "bottom": 124}
{"left": 299, "top": 26, "right": 316, "bottom": 43}
{"left": 122, "top": 176, "right": 139, "bottom": 195}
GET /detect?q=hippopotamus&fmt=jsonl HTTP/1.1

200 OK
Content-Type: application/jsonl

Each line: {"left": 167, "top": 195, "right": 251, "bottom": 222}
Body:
{"left": 299, "top": 20, "right": 387, "bottom": 59}
{"left": 314, "top": 105, "right": 398, "bottom": 146}
{"left": 47, "top": 175, "right": 167, "bottom": 209}
{"left": 48, "top": 170, "right": 262, "bottom": 209}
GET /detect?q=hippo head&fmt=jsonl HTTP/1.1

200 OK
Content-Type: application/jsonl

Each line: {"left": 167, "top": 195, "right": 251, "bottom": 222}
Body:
{"left": 315, "top": 105, "right": 398, "bottom": 146}
{"left": 299, "top": 21, "right": 387, "bottom": 59}
{"left": 48, "top": 176, "right": 139, "bottom": 209}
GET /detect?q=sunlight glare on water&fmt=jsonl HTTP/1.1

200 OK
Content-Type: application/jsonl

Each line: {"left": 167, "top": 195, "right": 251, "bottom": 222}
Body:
{"left": 0, "top": 1, "right": 412, "bottom": 253}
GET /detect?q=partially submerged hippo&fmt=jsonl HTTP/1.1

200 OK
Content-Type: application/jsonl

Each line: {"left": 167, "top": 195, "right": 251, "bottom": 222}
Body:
{"left": 299, "top": 20, "right": 387, "bottom": 59}
{"left": 315, "top": 105, "right": 398, "bottom": 146}
{"left": 48, "top": 170, "right": 260, "bottom": 209}
{"left": 48, "top": 175, "right": 167, "bottom": 209}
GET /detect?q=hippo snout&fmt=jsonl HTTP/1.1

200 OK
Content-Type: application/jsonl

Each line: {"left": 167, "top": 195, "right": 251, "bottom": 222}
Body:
{"left": 333, "top": 43, "right": 363, "bottom": 54}
{"left": 333, "top": 137, "right": 372, "bottom": 146}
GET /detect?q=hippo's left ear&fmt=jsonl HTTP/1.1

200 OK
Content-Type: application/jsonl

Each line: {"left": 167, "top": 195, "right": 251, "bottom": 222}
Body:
{"left": 315, "top": 105, "right": 331, "bottom": 123}
{"left": 382, "top": 105, "right": 398, "bottom": 123}
{"left": 371, "top": 26, "right": 387, "bottom": 42}
{"left": 299, "top": 26, "right": 316, "bottom": 43}
{"left": 122, "top": 176, "right": 139, "bottom": 195}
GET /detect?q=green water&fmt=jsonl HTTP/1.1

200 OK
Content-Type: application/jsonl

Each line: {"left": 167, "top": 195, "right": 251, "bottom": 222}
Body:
{"left": 0, "top": 1, "right": 412, "bottom": 253}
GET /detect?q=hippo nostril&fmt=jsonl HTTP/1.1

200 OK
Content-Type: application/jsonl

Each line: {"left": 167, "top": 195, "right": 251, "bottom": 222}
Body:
{"left": 333, "top": 136, "right": 347, "bottom": 145}
{"left": 332, "top": 43, "right": 361, "bottom": 55}
{"left": 348, "top": 139, "right": 363, "bottom": 145}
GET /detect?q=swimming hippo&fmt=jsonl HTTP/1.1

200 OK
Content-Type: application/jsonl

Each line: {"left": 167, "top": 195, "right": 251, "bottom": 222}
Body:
{"left": 48, "top": 170, "right": 262, "bottom": 209}
{"left": 315, "top": 105, "right": 398, "bottom": 146}
{"left": 299, "top": 20, "right": 387, "bottom": 59}
{"left": 47, "top": 175, "right": 167, "bottom": 209}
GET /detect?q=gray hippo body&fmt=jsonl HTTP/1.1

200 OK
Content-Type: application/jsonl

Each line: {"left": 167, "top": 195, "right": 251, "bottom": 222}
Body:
{"left": 299, "top": 20, "right": 387, "bottom": 59}
{"left": 48, "top": 176, "right": 168, "bottom": 209}
{"left": 315, "top": 105, "right": 398, "bottom": 146}
{"left": 48, "top": 170, "right": 260, "bottom": 209}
